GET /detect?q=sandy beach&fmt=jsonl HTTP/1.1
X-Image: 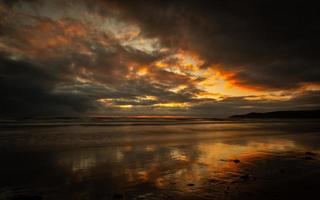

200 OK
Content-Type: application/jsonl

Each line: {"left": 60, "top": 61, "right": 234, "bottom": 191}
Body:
{"left": 1, "top": 119, "right": 320, "bottom": 200}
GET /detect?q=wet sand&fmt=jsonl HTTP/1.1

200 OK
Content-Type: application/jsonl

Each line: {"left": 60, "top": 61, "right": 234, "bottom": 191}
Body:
{"left": 0, "top": 119, "right": 320, "bottom": 200}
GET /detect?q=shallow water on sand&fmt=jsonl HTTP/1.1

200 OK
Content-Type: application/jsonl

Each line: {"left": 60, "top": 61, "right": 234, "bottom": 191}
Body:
{"left": 1, "top": 119, "right": 320, "bottom": 200}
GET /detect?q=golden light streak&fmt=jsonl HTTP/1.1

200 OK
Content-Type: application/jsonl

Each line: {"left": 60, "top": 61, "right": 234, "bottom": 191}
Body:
{"left": 118, "top": 105, "right": 133, "bottom": 109}
{"left": 137, "top": 95, "right": 157, "bottom": 101}
{"left": 244, "top": 94, "right": 293, "bottom": 101}
{"left": 195, "top": 91, "right": 225, "bottom": 100}
{"left": 153, "top": 102, "right": 191, "bottom": 108}
{"left": 169, "top": 85, "right": 188, "bottom": 93}
{"left": 75, "top": 76, "right": 92, "bottom": 84}
{"left": 97, "top": 99, "right": 133, "bottom": 109}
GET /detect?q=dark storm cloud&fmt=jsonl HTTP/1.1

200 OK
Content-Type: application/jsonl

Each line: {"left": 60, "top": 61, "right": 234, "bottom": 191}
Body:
{"left": 0, "top": 55, "right": 97, "bottom": 116}
{"left": 1, "top": 0, "right": 320, "bottom": 117}
{"left": 0, "top": 51, "right": 198, "bottom": 116}
{"left": 109, "top": 0, "right": 320, "bottom": 90}
{"left": 0, "top": 1, "right": 203, "bottom": 116}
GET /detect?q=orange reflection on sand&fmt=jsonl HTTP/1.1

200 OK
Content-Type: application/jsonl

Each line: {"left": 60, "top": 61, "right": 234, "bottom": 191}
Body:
{"left": 198, "top": 140, "right": 296, "bottom": 174}
{"left": 57, "top": 137, "right": 298, "bottom": 194}
{"left": 137, "top": 171, "right": 149, "bottom": 182}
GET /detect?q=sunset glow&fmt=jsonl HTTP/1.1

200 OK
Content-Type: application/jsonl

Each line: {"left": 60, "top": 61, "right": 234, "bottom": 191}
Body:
{"left": 1, "top": 2, "right": 320, "bottom": 200}
{"left": 0, "top": 0, "right": 319, "bottom": 117}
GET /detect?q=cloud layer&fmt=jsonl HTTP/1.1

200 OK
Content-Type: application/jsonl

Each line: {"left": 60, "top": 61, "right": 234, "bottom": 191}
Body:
{"left": 0, "top": 0, "right": 320, "bottom": 117}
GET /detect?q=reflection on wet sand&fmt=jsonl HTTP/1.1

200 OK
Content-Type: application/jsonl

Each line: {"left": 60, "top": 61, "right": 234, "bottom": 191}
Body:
{"left": 1, "top": 120, "right": 320, "bottom": 199}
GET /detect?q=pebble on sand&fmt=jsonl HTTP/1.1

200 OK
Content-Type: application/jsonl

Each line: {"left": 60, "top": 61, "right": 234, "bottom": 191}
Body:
{"left": 240, "top": 174, "right": 250, "bottom": 180}
{"left": 113, "top": 193, "right": 124, "bottom": 199}
{"left": 305, "top": 151, "right": 317, "bottom": 156}
{"left": 10, "top": 195, "right": 42, "bottom": 200}
{"left": 233, "top": 159, "right": 240, "bottom": 163}
{"left": 208, "top": 179, "right": 219, "bottom": 183}
{"left": 303, "top": 156, "right": 314, "bottom": 160}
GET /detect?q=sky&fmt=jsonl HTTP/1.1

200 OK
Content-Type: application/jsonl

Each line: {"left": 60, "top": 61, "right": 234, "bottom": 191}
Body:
{"left": 0, "top": 0, "right": 320, "bottom": 117}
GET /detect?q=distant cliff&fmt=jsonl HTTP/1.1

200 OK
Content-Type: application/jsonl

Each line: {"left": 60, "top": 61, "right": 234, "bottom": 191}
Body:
{"left": 230, "top": 110, "right": 320, "bottom": 119}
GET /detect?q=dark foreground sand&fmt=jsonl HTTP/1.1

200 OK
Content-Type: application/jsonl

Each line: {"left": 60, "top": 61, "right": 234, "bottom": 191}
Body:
{"left": 1, "top": 120, "right": 320, "bottom": 200}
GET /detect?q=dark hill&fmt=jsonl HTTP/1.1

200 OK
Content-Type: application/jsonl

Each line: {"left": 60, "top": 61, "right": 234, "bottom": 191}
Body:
{"left": 230, "top": 110, "right": 320, "bottom": 119}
